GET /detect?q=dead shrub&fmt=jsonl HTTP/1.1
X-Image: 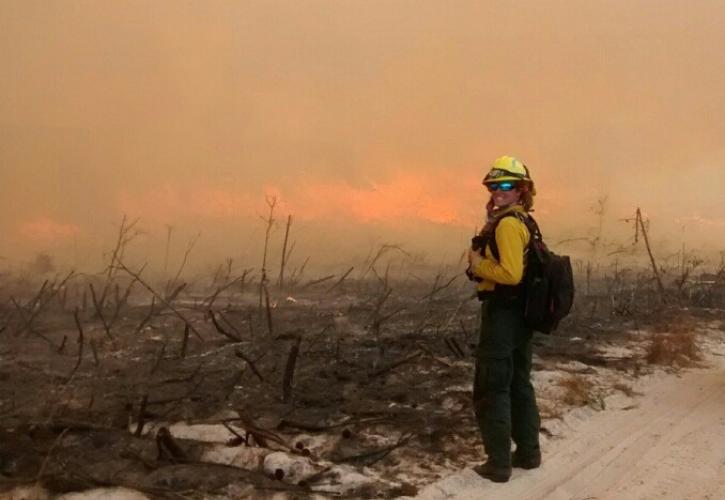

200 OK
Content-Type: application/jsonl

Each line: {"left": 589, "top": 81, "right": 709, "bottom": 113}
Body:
{"left": 645, "top": 331, "right": 701, "bottom": 367}
{"left": 645, "top": 307, "right": 701, "bottom": 368}
{"left": 557, "top": 374, "right": 595, "bottom": 407}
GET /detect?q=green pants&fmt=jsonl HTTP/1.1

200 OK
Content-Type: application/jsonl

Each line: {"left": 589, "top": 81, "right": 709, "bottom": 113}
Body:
{"left": 473, "top": 297, "right": 541, "bottom": 467}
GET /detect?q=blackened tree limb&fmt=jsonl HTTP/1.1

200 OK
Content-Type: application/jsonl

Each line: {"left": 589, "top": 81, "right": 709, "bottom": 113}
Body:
{"left": 259, "top": 195, "right": 277, "bottom": 308}
{"left": 209, "top": 310, "right": 242, "bottom": 342}
{"left": 361, "top": 244, "right": 410, "bottom": 281}
{"left": 15, "top": 271, "right": 76, "bottom": 337}
{"left": 282, "top": 337, "right": 302, "bottom": 403}
{"left": 419, "top": 274, "right": 459, "bottom": 302}
{"left": 67, "top": 309, "right": 85, "bottom": 383}
{"left": 167, "top": 232, "right": 200, "bottom": 297}
{"left": 328, "top": 266, "right": 354, "bottom": 292}
{"left": 27, "top": 279, "right": 50, "bottom": 313}
{"left": 34, "top": 428, "right": 70, "bottom": 481}
{"left": 288, "top": 256, "right": 309, "bottom": 287}
{"left": 263, "top": 284, "right": 273, "bottom": 336}
{"left": 88, "top": 283, "right": 113, "bottom": 339}
{"left": 101, "top": 215, "right": 141, "bottom": 306}
{"left": 135, "top": 297, "right": 156, "bottom": 334}
{"left": 116, "top": 261, "right": 204, "bottom": 341}
{"left": 165, "top": 282, "right": 187, "bottom": 303}
{"left": 301, "top": 275, "right": 335, "bottom": 289}
{"left": 180, "top": 323, "right": 190, "bottom": 358}
{"left": 10, "top": 296, "right": 53, "bottom": 345}
{"left": 235, "top": 347, "right": 265, "bottom": 382}
{"left": 218, "top": 311, "right": 242, "bottom": 339}
{"left": 150, "top": 343, "right": 167, "bottom": 375}
{"left": 109, "top": 268, "right": 142, "bottom": 328}
{"left": 203, "top": 273, "right": 245, "bottom": 309}
{"left": 636, "top": 207, "right": 667, "bottom": 301}
{"left": 155, "top": 438, "right": 190, "bottom": 468}
{"left": 278, "top": 214, "right": 293, "bottom": 288}
{"left": 134, "top": 394, "right": 149, "bottom": 437}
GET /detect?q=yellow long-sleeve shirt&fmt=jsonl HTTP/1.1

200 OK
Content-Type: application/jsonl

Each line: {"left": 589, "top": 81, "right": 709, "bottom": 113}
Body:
{"left": 472, "top": 205, "right": 531, "bottom": 293}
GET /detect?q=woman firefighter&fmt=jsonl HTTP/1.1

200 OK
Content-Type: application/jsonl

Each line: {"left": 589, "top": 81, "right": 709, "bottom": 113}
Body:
{"left": 466, "top": 155, "right": 542, "bottom": 482}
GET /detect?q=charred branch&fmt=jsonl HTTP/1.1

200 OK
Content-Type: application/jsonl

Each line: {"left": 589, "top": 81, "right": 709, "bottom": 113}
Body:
{"left": 278, "top": 214, "right": 293, "bottom": 288}
{"left": 328, "top": 266, "right": 354, "bottom": 292}
{"left": 282, "top": 336, "right": 302, "bottom": 403}
{"left": 209, "top": 310, "right": 242, "bottom": 342}
{"left": 135, "top": 297, "right": 156, "bottom": 334}
{"left": 259, "top": 195, "right": 277, "bottom": 308}
{"left": 369, "top": 350, "right": 422, "bottom": 378}
{"left": 180, "top": 323, "right": 190, "bottom": 358}
{"left": 134, "top": 394, "right": 149, "bottom": 437}
{"left": 150, "top": 343, "right": 167, "bottom": 375}
{"left": 88, "top": 283, "right": 113, "bottom": 339}
{"left": 116, "top": 261, "right": 203, "bottom": 341}
{"left": 419, "top": 274, "right": 459, "bottom": 302}
{"left": 67, "top": 309, "right": 85, "bottom": 383}
{"left": 301, "top": 274, "right": 336, "bottom": 289}
{"left": 263, "top": 283, "right": 273, "bottom": 336}
{"left": 10, "top": 296, "right": 53, "bottom": 344}
{"left": 156, "top": 426, "right": 187, "bottom": 462}
{"left": 234, "top": 347, "right": 265, "bottom": 382}
{"left": 636, "top": 208, "right": 666, "bottom": 301}
{"left": 166, "top": 232, "right": 200, "bottom": 297}
{"left": 203, "top": 272, "right": 247, "bottom": 309}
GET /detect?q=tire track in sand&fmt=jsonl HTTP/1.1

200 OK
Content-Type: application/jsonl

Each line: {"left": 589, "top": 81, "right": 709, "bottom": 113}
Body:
{"left": 417, "top": 362, "right": 725, "bottom": 500}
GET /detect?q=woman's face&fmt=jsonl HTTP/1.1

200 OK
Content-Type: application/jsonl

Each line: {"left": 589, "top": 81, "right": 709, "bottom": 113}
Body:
{"left": 489, "top": 185, "right": 522, "bottom": 208}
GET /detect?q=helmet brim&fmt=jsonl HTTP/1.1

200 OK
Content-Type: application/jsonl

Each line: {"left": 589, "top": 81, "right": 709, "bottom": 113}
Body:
{"left": 482, "top": 176, "right": 524, "bottom": 184}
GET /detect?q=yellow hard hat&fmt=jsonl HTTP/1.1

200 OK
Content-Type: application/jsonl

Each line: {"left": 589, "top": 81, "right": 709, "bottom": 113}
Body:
{"left": 483, "top": 155, "right": 536, "bottom": 195}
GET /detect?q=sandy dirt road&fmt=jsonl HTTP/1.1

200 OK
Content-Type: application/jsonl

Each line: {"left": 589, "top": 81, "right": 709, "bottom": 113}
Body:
{"left": 417, "top": 359, "right": 725, "bottom": 500}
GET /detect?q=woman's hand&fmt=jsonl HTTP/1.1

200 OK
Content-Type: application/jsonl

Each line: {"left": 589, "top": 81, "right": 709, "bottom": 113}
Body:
{"left": 468, "top": 248, "right": 484, "bottom": 269}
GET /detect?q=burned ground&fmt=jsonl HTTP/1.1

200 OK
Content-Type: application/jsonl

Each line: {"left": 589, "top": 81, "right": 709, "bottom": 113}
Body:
{"left": 1, "top": 267, "right": 724, "bottom": 499}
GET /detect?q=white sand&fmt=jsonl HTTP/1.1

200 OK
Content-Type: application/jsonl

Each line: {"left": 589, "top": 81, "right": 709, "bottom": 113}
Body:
{"left": 417, "top": 356, "right": 725, "bottom": 500}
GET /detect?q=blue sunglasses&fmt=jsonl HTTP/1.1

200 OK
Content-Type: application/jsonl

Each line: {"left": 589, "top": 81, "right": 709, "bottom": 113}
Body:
{"left": 486, "top": 181, "right": 518, "bottom": 192}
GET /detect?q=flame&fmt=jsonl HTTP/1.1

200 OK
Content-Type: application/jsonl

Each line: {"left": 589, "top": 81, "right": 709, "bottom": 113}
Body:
{"left": 293, "top": 171, "right": 474, "bottom": 224}
{"left": 119, "top": 170, "right": 481, "bottom": 226}
{"left": 116, "top": 168, "right": 566, "bottom": 229}
{"left": 18, "top": 218, "right": 80, "bottom": 241}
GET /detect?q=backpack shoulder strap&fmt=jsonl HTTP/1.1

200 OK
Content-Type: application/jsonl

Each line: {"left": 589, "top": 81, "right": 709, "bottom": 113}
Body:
{"left": 488, "top": 211, "right": 534, "bottom": 262}
{"left": 516, "top": 212, "right": 542, "bottom": 242}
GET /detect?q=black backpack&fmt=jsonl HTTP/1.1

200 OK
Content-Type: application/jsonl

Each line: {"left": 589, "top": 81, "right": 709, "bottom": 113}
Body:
{"left": 473, "top": 212, "right": 575, "bottom": 334}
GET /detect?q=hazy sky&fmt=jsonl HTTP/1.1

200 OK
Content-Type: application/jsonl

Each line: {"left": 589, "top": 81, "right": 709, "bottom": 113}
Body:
{"left": 2, "top": 1, "right": 725, "bottom": 271}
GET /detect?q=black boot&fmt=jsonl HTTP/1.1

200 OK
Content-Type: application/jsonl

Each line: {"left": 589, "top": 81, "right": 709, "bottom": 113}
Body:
{"left": 474, "top": 461, "right": 512, "bottom": 483}
{"left": 512, "top": 450, "right": 541, "bottom": 469}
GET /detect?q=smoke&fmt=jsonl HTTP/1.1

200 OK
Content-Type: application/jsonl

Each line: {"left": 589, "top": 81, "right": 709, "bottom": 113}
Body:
{"left": 2, "top": 1, "right": 724, "bottom": 271}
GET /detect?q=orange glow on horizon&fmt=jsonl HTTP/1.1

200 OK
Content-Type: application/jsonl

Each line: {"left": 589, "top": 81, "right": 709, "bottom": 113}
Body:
{"left": 113, "top": 167, "right": 571, "bottom": 232}
{"left": 118, "top": 170, "right": 486, "bottom": 227}
{"left": 19, "top": 170, "right": 566, "bottom": 244}
{"left": 18, "top": 218, "right": 80, "bottom": 242}
{"left": 292, "top": 171, "right": 474, "bottom": 225}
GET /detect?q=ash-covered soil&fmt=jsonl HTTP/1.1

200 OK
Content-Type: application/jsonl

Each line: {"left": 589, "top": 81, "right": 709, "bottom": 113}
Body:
{"left": 1, "top": 273, "right": 723, "bottom": 499}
